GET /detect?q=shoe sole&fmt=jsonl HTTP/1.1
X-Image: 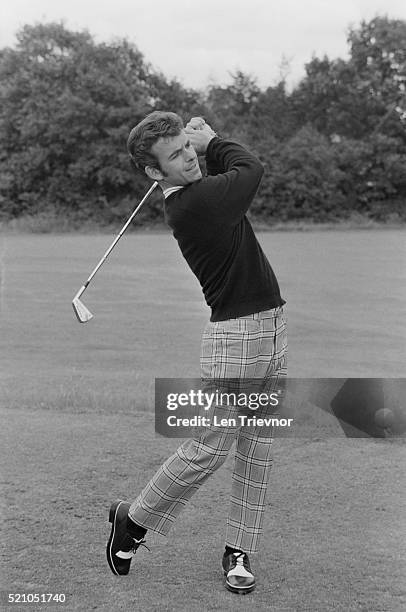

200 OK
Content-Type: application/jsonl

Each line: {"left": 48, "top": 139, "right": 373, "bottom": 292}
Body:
{"left": 222, "top": 566, "right": 256, "bottom": 595}
{"left": 107, "top": 499, "right": 127, "bottom": 576}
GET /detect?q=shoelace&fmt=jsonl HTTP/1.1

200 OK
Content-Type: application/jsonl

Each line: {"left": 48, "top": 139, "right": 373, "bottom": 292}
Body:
{"left": 130, "top": 538, "right": 150, "bottom": 555}
{"left": 232, "top": 552, "right": 251, "bottom": 570}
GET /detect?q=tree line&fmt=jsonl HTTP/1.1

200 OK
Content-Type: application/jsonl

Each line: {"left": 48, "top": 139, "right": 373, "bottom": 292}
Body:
{"left": 0, "top": 16, "right": 405, "bottom": 227}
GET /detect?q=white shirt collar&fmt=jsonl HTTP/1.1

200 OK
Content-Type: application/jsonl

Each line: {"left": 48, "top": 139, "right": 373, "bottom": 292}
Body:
{"left": 162, "top": 186, "right": 184, "bottom": 199}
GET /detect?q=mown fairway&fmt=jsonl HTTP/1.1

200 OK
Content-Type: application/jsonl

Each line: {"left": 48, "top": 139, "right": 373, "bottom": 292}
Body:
{"left": 1, "top": 229, "right": 405, "bottom": 611}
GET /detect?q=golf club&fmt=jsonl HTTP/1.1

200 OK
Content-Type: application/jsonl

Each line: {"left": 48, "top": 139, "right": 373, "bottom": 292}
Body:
{"left": 72, "top": 181, "right": 158, "bottom": 323}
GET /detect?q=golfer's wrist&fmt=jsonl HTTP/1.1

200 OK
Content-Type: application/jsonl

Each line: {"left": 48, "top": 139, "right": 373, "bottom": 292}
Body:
{"left": 198, "top": 134, "right": 215, "bottom": 154}
{"left": 205, "top": 135, "right": 219, "bottom": 156}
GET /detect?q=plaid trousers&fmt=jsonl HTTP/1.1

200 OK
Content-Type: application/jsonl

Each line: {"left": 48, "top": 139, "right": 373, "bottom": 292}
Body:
{"left": 129, "top": 306, "right": 287, "bottom": 553}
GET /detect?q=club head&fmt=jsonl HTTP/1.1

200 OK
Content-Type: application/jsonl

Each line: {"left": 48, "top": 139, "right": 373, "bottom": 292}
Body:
{"left": 72, "top": 297, "right": 94, "bottom": 323}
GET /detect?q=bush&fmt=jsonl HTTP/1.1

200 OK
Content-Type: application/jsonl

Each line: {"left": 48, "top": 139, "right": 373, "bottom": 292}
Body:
{"left": 334, "top": 134, "right": 406, "bottom": 216}
{"left": 254, "top": 126, "right": 347, "bottom": 221}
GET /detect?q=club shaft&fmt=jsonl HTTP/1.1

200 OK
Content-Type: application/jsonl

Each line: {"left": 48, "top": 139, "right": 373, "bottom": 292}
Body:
{"left": 83, "top": 182, "right": 158, "bottom": 287}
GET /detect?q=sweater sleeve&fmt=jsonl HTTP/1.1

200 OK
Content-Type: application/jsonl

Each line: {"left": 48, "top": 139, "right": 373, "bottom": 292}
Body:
{"left": 200, "top": 137, "right": 264, "bottom": 225}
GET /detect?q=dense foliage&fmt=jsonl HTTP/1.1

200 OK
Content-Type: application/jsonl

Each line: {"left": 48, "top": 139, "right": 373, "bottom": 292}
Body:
{"left": 0, "top": 17, "right": 405, "bottom": 226}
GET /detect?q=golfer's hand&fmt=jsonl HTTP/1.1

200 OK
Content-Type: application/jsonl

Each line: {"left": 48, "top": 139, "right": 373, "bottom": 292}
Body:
{"left": 185, "top": 117, "right": 207, "bottom": 131}
{"left": 185, "top": 117, "right": 216, "bottom": 154}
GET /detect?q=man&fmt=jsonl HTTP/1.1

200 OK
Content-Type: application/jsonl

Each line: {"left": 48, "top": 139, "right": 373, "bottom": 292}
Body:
{"left": 106, "top": 111, "right": 287, "bottom": 594}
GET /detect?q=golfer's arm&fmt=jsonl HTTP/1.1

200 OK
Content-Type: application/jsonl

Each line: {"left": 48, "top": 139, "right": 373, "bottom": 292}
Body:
{"left": 206, "top": 137, "right": 261, "bottom": 176}
{"left": 203, "top": 138, "right": 264, "bottom": 222}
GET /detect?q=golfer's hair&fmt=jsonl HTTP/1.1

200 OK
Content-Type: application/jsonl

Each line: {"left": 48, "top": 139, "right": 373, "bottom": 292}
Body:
{"left": 127, "top": 111, "right": 184, "bottom": 173}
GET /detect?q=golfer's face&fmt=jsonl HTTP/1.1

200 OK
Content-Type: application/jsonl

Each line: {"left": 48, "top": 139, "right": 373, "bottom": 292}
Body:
{"left": 152, "top": 130, "right": 202, "bottom": 186}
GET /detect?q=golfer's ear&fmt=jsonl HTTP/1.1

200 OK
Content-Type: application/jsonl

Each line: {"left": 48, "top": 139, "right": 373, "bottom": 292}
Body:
{"left": 145, "top": 165, "right": 163, "bottom": 182}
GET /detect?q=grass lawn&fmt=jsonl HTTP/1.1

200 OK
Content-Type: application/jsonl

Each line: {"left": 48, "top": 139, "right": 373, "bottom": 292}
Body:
{"left": 1, "top": 229, "right": 405, "bottom": 611}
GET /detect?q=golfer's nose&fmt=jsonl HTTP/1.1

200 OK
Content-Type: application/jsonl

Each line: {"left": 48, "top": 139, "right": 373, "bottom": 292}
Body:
{"left": 183, "top": 146, "right": 195, "bottom": 161}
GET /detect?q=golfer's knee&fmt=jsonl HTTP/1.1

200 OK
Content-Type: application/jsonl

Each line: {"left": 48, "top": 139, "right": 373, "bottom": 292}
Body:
{"left": 178, "top": 441, "right": 229, "bottom": 472}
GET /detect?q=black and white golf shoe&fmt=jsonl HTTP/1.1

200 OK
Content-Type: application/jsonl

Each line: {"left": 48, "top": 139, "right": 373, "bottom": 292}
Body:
{"left": 222, "top": 551, "right": 256, "bottom": 594}
{"left": 106, "top": 500, "right": 149, "bottom": 576}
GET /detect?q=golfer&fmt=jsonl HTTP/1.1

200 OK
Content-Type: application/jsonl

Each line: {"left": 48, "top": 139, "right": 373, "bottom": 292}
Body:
{"left": 106, "top": 111, "right": 287, "bottom": 594}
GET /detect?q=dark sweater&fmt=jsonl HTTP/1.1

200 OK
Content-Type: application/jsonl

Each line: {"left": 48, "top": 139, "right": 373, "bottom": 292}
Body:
{"left": 164, "top": 137, "right": 285, "bottom": 322}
